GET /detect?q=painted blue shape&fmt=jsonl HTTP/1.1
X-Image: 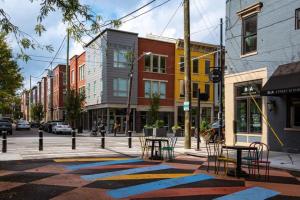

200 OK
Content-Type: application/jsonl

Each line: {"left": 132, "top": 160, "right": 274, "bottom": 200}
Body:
{"left": 82, "top": 164, "right": 172, "bottom": 181}
{"left": 214, "top": 187, "right": 280, "bottom": 200}
{"left": 66, "top": 158, "right": 143, "bottom": 170}
{"left": 107, "top": 173, "right": 214, "bottom": 199}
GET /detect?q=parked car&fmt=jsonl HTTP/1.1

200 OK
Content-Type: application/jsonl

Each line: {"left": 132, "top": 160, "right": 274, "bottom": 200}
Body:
{"left": 1, "top": 117, "right": 13, "bottom": 124}
{"left": 44, "top": 120, "right": 63, "bottom": 133}
{"left": 0, "top": 119, "right": 13, "bottom": 135}
{"left": 30, "top": 121, "right": 40, "bottom": 128}
{"left": 16, "top": 120, "right": 30, "bottom": 130}
{"left": 52, "top": 122, "right": 72, "bottom": 134}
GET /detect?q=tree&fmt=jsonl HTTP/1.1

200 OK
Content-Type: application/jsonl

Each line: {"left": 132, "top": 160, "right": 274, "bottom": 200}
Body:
{"left": 0, "top": 33, "right": 23, "bottom": 115}
{"left": 0, "top": 0, "right": 120, "bottom": 61}
{"left": 64, "top": 89, "right": 85, "bottom": 128}
{"left": 148, "top": 93, "right": 160, "bottom": 126}
{"left": 30, "top": 103, "right": 44, "bottom": 122}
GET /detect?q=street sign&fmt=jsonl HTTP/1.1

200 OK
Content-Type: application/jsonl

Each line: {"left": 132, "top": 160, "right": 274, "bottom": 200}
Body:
{"left": 210, "top": 68, "right": 222, "bottom": 83}
{"left": 183, "top": 101, "right": 189, "bottom": 111}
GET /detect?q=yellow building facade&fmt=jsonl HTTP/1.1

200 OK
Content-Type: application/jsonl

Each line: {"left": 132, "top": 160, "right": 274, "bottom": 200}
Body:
{"left": 174, "top": 39, "right": 218, "bottom": 127}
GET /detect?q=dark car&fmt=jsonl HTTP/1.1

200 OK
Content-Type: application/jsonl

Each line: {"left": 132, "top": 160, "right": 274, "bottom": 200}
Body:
{"left": 0, "top": 119, "right": 13, "bottom": 135}
{"left": 30, "top": 121, "right": 40, "bottom": 128}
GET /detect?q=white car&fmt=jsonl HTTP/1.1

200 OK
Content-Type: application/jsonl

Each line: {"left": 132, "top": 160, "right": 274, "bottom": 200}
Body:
{"left": 52, "top": 123, "right": 72, "bottom": 135}
{"left": 16, "top": 120, "right": 31, "bottom": 130}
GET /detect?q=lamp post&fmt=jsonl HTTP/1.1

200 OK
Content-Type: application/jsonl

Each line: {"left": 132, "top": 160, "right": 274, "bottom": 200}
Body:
{"left": 125, "top": 52, "right": 152, "bottom": 136}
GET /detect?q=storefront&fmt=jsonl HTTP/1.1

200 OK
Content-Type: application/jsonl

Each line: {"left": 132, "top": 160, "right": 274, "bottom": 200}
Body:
{"left": 261, "top": 62, "right": 300, "bottom": 152}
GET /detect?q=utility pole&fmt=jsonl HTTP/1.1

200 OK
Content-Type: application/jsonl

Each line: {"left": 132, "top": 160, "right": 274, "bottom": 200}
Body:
{"left": 66, "top": 28, "right": 70, "bottom": 92}
{"left": 125, "top": 52, "right": 134, "bottom": 136}
{"left": 184, "top": 0, "right": 191, "bottom": 149}
{"left": 218, "top": 18, "right": 224, "bottom": 140}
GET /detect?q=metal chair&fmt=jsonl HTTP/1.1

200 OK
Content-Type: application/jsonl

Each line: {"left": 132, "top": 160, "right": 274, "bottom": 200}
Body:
{"left": 204, "top": 129, "right": 218, "bottom": 172}
{"left": 162, "top": 136, "right": 177, "bottom": 160}
{"left": 138, "top": 136, "right": 150, "bottom": 159}
{"left": 251, "top": 142, "right": 270, "bottom": 180}
{"left": 242, "top": 142, "right": 259, "bottom": 176}
{"left": 215, "top": 140, "right": 237, "bottom": 175}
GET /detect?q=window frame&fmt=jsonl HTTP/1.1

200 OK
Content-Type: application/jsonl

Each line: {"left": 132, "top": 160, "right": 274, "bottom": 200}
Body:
{"left": 296, "top": 8, "right": 300, "bottom": 30}
{"left": 113, "top": 49, "right": 131, "bottom": 68}
{"left": 113, "top": 78, "right": 128, "bottom": 97}
{"left": 241, "top": 14, "right": 258, "bottom": 55}
{"left": 143, "top": 79, "right": 167, "bottom": 99}
{"left": 179, "top": 57, "right": 184, "bottom": 73}
{"left": 192, "top": 82, "right": 199, "bottom": 99}
{"left": 192, "top": 58, "right": 199, "bottom": 74}
{"left": 205, "top": 60, "right": 211, "bottom": 74}
{"left": 143, "top": 53, "right": 167, "bottom": 74}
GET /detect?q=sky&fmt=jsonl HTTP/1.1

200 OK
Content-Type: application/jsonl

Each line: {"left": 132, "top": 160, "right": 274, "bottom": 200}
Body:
{"left": 0, "top": 0, "right": 225, "bottom": 90}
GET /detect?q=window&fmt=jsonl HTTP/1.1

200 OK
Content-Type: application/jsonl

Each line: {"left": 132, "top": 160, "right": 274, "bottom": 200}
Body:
{"left": 93, "top": 81, "right": 96, "bottom": 97}
{"left": 79, "top": 65, "right": 85, "bottom": 81}
{"left": 205, "top": 60, "right": 210, "bottom": 74}
{"left": 144, "top": 55, "right": 151, "bottom": 72}
{"left": 114, "top": 49, "right": 130, "bottom": 68}
{"left": 180, "top": 57, "right": 184, "bottom": 72}
{"left": 71, "top": 70, "right": 75, "bottom": 83}
{"left": 144, "top": 81, "right": 151, "bottom": 98}
{"left": 87, "top": 83, "right": 90, "bottom": 99}
{"left": 235, "top": 81, "right": 262, "bottom": 135}
{"left": 296, "top": 8, "right": 300, "bottom": 30}
{"left": 192, "top": 59, "right": 199, "bottom": 73}
{"left": 205, "top": 84, "right": 210, "bottom": 95}
{"left": 289, "top": 98, "right": 300, "bottom": 128}
{"left": 113, "top": 78, "right": 128, "bottom": 97}
{"left": 242, "top": 14, "right": 257, "bottom": 55}
{"left": 143, "top": 80, "right": 167, "bottom": 99}
{"left": 143, "top": 54, "right": 167, "bottom": 73}
{"left": 192, "top": 83, "right": 199, "bottom": 98}
{"left": 180, "top": 80, "right": 185, "bottom": 98}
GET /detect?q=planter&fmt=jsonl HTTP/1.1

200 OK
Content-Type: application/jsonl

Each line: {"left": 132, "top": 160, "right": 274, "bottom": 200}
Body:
{"left": 156, "top": 127, "right": 167, "bottom": 137}
{"left": 143, "top": 128, "right": 153, "bottom": 136}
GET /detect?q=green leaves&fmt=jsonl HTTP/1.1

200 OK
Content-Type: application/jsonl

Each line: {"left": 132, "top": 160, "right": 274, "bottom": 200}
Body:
{"left": 64, "top": 89, "right": 85, "bottom": 127}
{"left": 31, "top": 103, "right": 44, "bottom": 122}
{"left": 34, "top": 23, "right": 46, "bottom": 36}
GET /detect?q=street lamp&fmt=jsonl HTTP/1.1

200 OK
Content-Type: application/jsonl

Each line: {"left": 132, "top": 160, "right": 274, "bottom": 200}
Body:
{"left": 125, "top": 51, "right": 152, "bottom": 136}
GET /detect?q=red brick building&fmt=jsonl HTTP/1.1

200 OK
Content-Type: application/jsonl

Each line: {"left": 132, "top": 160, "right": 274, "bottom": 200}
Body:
{"left": 70, "top": 52, "right": 86, "bottom": 93}
{"left": 52, "top": 64, "right": 66, "bottom": 121}
{"left": 136, "top": 37, "right": 175, "bottom": 132}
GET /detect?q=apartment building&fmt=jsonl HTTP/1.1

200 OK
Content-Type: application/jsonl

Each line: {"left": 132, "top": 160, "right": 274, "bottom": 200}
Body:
{"left": 136, "top": 37, "right": 175, "bottom": 132}
{"left": 85, "top": 29, "right": 138, "bottom": 132}
{"left": 225, "top": 0, "right": 300, "bottom": 152}
{"left": 52, "top": 65, "right": 66, "bottom": 121}
{"left": 174, "top": 39, "right": 217, "bottom": 127}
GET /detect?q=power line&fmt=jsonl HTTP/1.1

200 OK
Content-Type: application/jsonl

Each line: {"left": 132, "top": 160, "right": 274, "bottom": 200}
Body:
{"left": 160, "top": 0, "right": 183, "bottom": 36}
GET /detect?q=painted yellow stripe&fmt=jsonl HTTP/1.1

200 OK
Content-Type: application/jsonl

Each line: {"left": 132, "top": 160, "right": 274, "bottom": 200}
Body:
{"left": 54, "top": 158, "right": 129, "bottom": 163}
{"left": 98, "top": 173, "right": 192, "bottom": 180}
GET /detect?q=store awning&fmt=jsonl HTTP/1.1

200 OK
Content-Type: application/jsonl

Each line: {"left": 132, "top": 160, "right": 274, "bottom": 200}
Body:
{"left": 261, "top": 61, "right": 300, "bottom": 96}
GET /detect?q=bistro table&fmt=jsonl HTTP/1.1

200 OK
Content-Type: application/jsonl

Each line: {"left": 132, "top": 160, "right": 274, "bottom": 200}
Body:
{"left": 222, "top": 145, "right": 257, "bottom": 177}
{"left": 145, "top": 138, "right": 169, "bottom": 160}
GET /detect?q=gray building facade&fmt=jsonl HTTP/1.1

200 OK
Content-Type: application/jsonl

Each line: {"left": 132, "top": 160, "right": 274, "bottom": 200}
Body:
{"left": 225, "top": 0, "right": 300, "bottom": 152}
{"left": 85, "top": 29, "right": 138, "bottom": 133}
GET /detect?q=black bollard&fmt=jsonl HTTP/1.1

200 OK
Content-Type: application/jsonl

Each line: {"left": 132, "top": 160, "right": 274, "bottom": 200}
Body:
{"left": 39, "top": 130, "right": 43, "bottom": 151}
{"left": 128, "top": 131, "right": 132, "bottom": 148}
{"left": 72, "top": 130, "right": 76, "bottom": 150}
{"left": 101, "top": 131, "right": 105, "bottom": 149}
{"left": 2, "top": 131, "right": 7, "bottom": 153}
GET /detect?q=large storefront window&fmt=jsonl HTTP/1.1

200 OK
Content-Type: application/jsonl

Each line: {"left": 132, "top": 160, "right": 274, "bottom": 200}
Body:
{"left": 235, "top": 80, "right": 262, "bottom": 143}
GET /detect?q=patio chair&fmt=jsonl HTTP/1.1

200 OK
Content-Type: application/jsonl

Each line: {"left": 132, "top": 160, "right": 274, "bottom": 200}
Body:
{"left": 215, "top": 140, "right": 237, "bottom": 175}
{"left": 242, "top": 142, "right": 259, "bottom": 176}
{"left": 204, "top": 129, "right": 218, "bottom": 172}
{"left": 161, "top": 136, "right": 177, "bottom": 160}
{"left": 138, "top": 136, "right": 150, "bottom": 159}
{"left": 251, "top": 142, "right": 270, "bottom": 180}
